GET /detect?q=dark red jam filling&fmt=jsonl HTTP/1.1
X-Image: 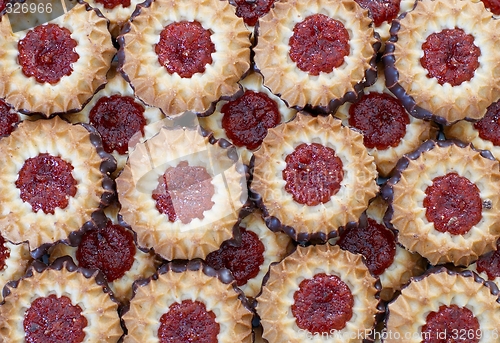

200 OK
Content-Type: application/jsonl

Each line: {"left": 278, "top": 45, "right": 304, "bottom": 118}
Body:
{"left": 0, "top": 234, "right": 10, "bottom": 271}
{"left": 348, "top": 92, "right": 409, "bottom": 150}
{"left": 423, "top": 173, "right": 482, "bottom": 235}
{"left": 155, "top": 21, "right": 215, "bottom": 78}
{"left": 283, "top": 143, "right": 344, "bottom": 206}
{"left": 0, "top": 0, "right": 6, "bottom": 12}
{"left": 476, "top": 239, "right": 500, "bottom": 280}
{"left": 75, "top": 220, "right": 136, "bottom": 282}
{"left": 474, "top": 101, "right": 500, "bottom": 146}
{"left": 152, "top": 161, "right": 215, "bottom": 224}
{"left": 221, "top": 90, "right": 281, "bottom": 150}
{"left": 89, "top": 95, "right": 146, "bottom": 155}
{"left": 205, "top": 227, "right": 265, "bottom": 286}
{"left": 24, "top": 294, "right": 87, "bottom": 343}
{"left": 482, "top": 0, "right": 500, "bottom": 14}
{"left": 158, "top": 300, "right": 219, "bottom": 343}
{"left": 233, "top": 0, "right": 275, "bottom": 26}
{"left": 292, "top": 273, "right": 354, "bottom": 333}
{"left": 289, "top": 14, "right": 350, "bottom": 75}
{"left": 0, "top": 99, "right": 19, "bottom": 137}
{"left": 421, "top": 305, "right": 480, "bottom": 343}
{"left": 354, "top": 0, "right": 401, "bottom": 27}
{"left": 18, "top": 24, "right": 79, "bottom": 84}
{"left": 337, "top": 218, "right": 396, "bottom": 276}
{"left": 95, "top": 0, "right": 130, "bottom": 9}
{"left": 15, "top": 153, "right": 77, "bottom": 215}
{"left": 420, "top": 28, "right": 480, "bottom": 86}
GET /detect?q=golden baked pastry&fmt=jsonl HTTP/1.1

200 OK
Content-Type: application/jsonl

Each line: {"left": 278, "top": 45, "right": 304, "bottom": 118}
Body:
{"left": 86, "top": 0, "right": 145, "bottom": 37}
{"left": 0, "top": 235, "right": 31, "bottom": 301}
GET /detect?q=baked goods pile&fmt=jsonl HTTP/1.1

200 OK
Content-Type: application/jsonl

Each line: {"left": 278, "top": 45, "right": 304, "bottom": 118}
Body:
{"left": 1, "top": 0, "right": 500, "bottom": 341}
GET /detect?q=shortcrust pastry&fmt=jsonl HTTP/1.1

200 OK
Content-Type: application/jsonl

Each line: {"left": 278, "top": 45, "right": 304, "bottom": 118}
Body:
{"left": 118, "top": 0, "right": 251, "bottom": 115}
{"left": 85, "top": 0, "right": 145, "bottom": 37}
{"left": 0, "top": 234, "right": 31, "bottom": 301}
{"left": 257, "top": 244, "right": 379, "bottom": 343}
{"left": 467, "top": 238, "right": 500, "bottom": 290}
{"left": 383, "top": 140, "right": 500, "bottom": 266}
{"left": 251, "top": 112, "right": 378, "bottom": 242}
{"left": 229, "top": 0, "right": 276, "bottom": 28}
{"left": 0, "top": 98, "right": 33, "bottom": 138}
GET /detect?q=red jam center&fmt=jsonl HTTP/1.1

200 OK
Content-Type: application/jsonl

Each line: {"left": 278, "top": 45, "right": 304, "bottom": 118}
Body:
{"left": 89, "top": 95, "right": 146, "bottom": 155}
{"left": 95, "top": 0, "right": 130, "bottom": 9}
{"left": 18, "top": 24, "right": 79, "bottom": 84}
{"left": 155, "top": 21, "right": 215, "bottom": 78}
{"left": 283, "top": 143, "right": 344, "bottom": 206}
{"left": 24, "top": 294, "right": 87, "bottom": 343}
{"left": 292, "top": 273, "right": 354, "bottom": 333}
{"left": 0, "top": 0, "right": 6, "bottom": 12}
{"left": 348, "top": 92, "right": 409, "bottom": 150}
{"left": 205, "top": 227, "right": 265, "bottom": 286}
{"left": 0, "top": 234, "right": 10, "bottom": 271}
{"left": 75, "top": 220, "right": 136, "bottom": 282}
{"left": 474, "top": 101, "right": 500, "bottom": 146}
{"left": 423, "top": 173, "right": 482, "bottom": 235}
{"left": 337, "top": 218, "right": 396, "bottom": 276}
{"left": 15, "top": 153, "right": 77, "bottom": 215}
{"left": 420, "top": 28, "right": 480, "bottom": 86}
{"left": 233, "top": 0, "right": 275, "bottom": 26}
{"left": 482, "top": 0, "right": 500, "bottom": 14}
{"left": 152, "top": 161, "right": 215, "bottom": 224}
{"left": 476, "top": 240, "right": 500, "bottom": 280}
{"left": 421, "top": 305, "right": 480, "bottom": 343}
{"left": 354, "top": 0, "right": 401, "bottom": 27}
{"left": 158, "top": 300, "right": 219, "bottom": 343}
{"left": 0, "top": 99, "right": 19, "bottom": 137}
{"left": 221, "top": 90, "right": 281, "bottom": 150}
{"left": 289, "top": 14, "right": 350, "bottom": 75}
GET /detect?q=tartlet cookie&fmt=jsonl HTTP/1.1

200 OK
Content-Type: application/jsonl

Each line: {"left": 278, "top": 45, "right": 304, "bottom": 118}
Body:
{"left": 86, "top": 0, "right": 145, "bottom": 37}
{"left": 0, "top": 235, "right": 31, "bottom": 301}
{"left": 466, "top": 238, "right": 500, "bottom": 290}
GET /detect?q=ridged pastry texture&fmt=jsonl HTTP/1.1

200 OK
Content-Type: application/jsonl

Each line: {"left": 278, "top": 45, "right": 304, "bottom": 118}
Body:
{"left": 86, "top": 0, "right": 146, "bottom": 37}
{"left": 0, "top": 240, "right": 31, "bottom": 301}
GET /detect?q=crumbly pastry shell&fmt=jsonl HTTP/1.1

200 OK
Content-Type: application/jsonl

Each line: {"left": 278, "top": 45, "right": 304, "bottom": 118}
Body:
{"left": 251, "top": 112, "right": 378, "bottom": 243}
{"left": 0, "top": 240, "right": 31, "bottom": 301}
{"left": 86, "top": 0, "right": 146, "bottom": 37}
{"left": 383, "top": 0, "right": 500, "bottom": 125}
{"left": 117, "top": 0, "right": 251, "bottom": 116}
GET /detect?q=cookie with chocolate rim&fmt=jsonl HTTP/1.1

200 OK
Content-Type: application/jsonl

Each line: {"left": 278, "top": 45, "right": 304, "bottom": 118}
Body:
{"left": 0, "top": 234, "right": 31, "bottom": 302}
{"left": 85, "top": 0, "right": 145, "bottom": 37}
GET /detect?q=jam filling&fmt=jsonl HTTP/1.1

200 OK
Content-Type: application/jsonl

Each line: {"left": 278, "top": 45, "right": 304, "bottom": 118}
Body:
{"left": 476, "top": 239, "right": 500, "bottom": 280}
{"left": 482, "top": 0, "right": 500, "bottom": 14}
{"left": 158, "top": 300, "right": 219, "bottom": 343}
{"left": 18, "top": 24, "right": 79, "bottom": 84}
{"left": 354, "top": 0, "right": 401, "bottom": 27}
{"left": 289, "top": 14, "right": 350, "bottom": 75}
{"left": 292, "top": 273, "right": 354, "bottom": 333}
{"left": 221, "top": 90, "right": 281, "bottom": 150}
{"left": 0, "top": 0, "right": 6, "bottom": 12}
{"left": 283, "top": 143, "right": 344, "bottom": 206}
{"left": 0, "top": 234, "right": 10, "bottom": 271}
{"left": 421, "top": 305, "right": 480, "bottom": 343}
{"left": 89, "top": 95, "right": 147, "bottom": 155}
{"left": 233, "top": 0, "right": 275, "bottom": 26}
{"left": 423, "top": 173, "right": 482, "bottom": 235}
{"left": 337, "top": 218, "right": 396, "bottom": 276}
{"left": 205, "top": 227, "right": 265, "bottom": 286}
{"left": 76, "top": 220, "right": 136, "bottom": 282}
{"left": 420, "top": 28, "right": 480, "bottom": 86}
{"left": 474, "top": 101, "right": 500, "bottom": 146}
{"left": 95, "top": 0, "right": 130, "bottom": 9}
{"left": 348, "top": 92, "right": 409, "bottom": 150}
{"left": 155, "top": 21, "right": 215, "bottom": 78}
{"left": 152, "top": 161, "right": 215, "bottom": 224}
{"left": 0, "top": 99, "right": 19, "bottom": 137}
{"left": 24, "top": 294, "right": 87, "bottom": 343}
{"left": 15, "top": 153, "right": 77, "bottom": 215}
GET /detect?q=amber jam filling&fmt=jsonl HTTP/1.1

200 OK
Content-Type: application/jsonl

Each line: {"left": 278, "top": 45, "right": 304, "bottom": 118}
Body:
{"left": 420, "top": 28, "right": 480, "bottom": 86}
{"left": 152, "top": 161, "right": 215, "bottom": 224}
{"left": 221, "top": 90, "right": 281, "bottom": 150}
{"left": 482, "top": 0, "right": 500, "bottom": 14}
{"left": 354, "top": 0, "right": 400, "bottom": 27}
{"left": 155, "top": 21, "right": 215, "bottom": 78}
{"left": 76, "top": 220, "right": 136, "bottom": 282}
{"left": 348, "top": 92, "right": 409, "bottom": 150}
{"left": 89, "top": 95, "right": 146, "bottom": 155}
{"left": 95, "top": 0, "right": 130, "bottom": 9}
{"left": 15, "top": 153, "right": 77, "bottom": 215}
{"left": 158, "top": 300, "right": 220, "bottom": 343}
{"left": 18, "top": 24, "right": 79, "bottom": 84}
{"left": 289, "top": 13, "right": 350, "bottom": 75}
{"left": 421, "top": 305, "right": 480, "bottom": 343}
{"left": 283, "top": 143, "right": 344, "bottom": 206}
{"left": 0, "top": 99, "right": 19, "bottom": 137}
{"left": 476, "top": 239, "right": 500, "bottom": 280}
{"left": 233, "top": 0, "right": 275, "bottom": 26}
{"left": 292, "top": 273, "right": 354, "bottom": 333}
{"left": 423, "top": 173, "right": 482, "bottom": 235}
{"left": 24, "top": 294, "right": 88, "bottom": 343}
{"left": 0, "top": 234, "right": 10, "bottom": 271}
{"left": 337, "top": 218, "right": 396, "bottom": 276}
{"left": 474, "top": 101, "right": 500, "bottom": 146}
{"left": 205, "top": 227, "right": 265, "bottom": 286}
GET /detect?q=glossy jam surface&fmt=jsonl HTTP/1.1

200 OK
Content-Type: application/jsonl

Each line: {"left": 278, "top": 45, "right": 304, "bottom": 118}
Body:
{"left": 289, "top": 14, "right": 350, "bottom": 75}
{"left": 16, "top": 153, "right": 77, "bottom": 214}
{"left": 18, "top": 24, "right": 79, "bottom": 84}
{"left": 421, "top": 305, "right": 480, "bottom": 343}
{"left": 354, "top": 0, "right": 400, "bottom": 27}
{"left": 76, "top": 221, "right": 136, "bottom": 282}
{"left": 476, "top": 240, "right": 500, "bottom": 280}
{"left": 205, "top": 227, "right": 265, "bottom": 286}
{"left": 423, "top": 173, "right": 482, "bottom": 235}
{"left": 283, "top": 143, "right": 344, "bottom": 206}
{"left": 156, "top": 21, "right": 215, "bottom": 78}
{"left": 89, "top": 95, "right": 146, "bottom": 155}
{"left": 482, "top": 0, "right": 500, "bottom": 14}
{"left": 233, "top": 0, "right": 275, "bottom": 26}
{"left": 158, "top": 300, "right": 219, "bottom": 343}
{"left": 95, "top": 0, "right": 130, "bottom": 9}
{"left": 221, "top": 90, "right": 281, "bottom": 150}
{"left": 337, "top": 218, "right": 396, "bottom": 276}
{"left": 420, "top": 28, "right": 480, "bottom": 86}
{"left": 348, "top": 92, "right": 409, "bottom": 150}
{"left": 474, "top": 101, "right": 500, "bottom": 146}
{"left": 152, "top": 161, "right": 215, "bottom": 224}
{"left": 0, "top": 234, "right": 10, "bottom": 271}
{"left": 0, "top": 99, "right": 19, "bottom": 137}
{"left": 24, "top": 295, "right": 87, "bottom": 343}
{"left": 292, "top": 273, "right": 354, "bottom": 333}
